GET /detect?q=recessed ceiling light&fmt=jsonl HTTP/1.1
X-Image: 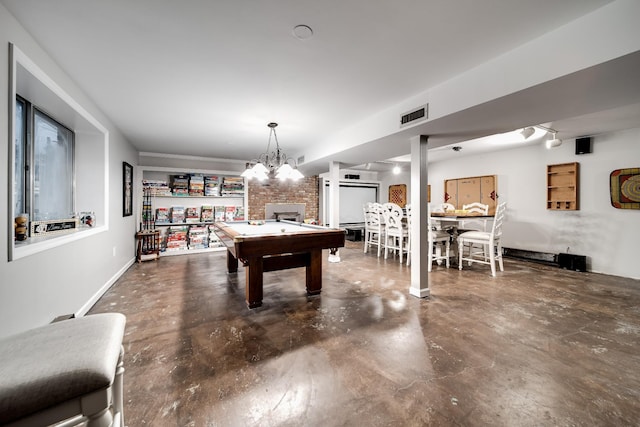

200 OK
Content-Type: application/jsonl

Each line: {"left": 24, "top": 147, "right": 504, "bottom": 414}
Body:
{"left": 292, "top": 25, "right": 313, "bottom": 40}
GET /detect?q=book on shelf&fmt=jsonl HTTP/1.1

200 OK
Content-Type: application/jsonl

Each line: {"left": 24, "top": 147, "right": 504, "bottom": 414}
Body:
{"left": 201, "top": 205, "right": 214, "bottom": 222}
{"left": 172, "top": 188, "right": 189, "bottom": 197}
{"left": 214, "top": 205, "right": 225, "bottom": 221}
{"left": 188, "top": 225, "right": 209, "bottom": 250}
{"left": 143, "top": 179, "right": 171, "bottom": 196}
{"left": 165, "top": 226, "right": 188, "bottom": 251}
{"left": 221, "top": 176, "right": 244, "bottom": 196}
{"left": 185, "top": 207, "right": 200, "bottom": 223}
{"left": 156, "top": 207, "right": 170, "bottom": 224}
{"left": 189, "top": 174, "right": 204, "bottom": 196}
{"left": 234, "top": 206, "right": 245, "bottom": 221}
{"left": 208, "top": 225, "right": 224, "bottom": 247}
{"left": 170, "top": 175, "right": 189, "bottom": 196}
{"left": 204, "top": 175, "right": 220, "bottom": 196}
{"left": 170, "top": 206, "right": 185, "bottom": 223}
{"left": 224, "top": 206, "right": 236, "bottom": 221}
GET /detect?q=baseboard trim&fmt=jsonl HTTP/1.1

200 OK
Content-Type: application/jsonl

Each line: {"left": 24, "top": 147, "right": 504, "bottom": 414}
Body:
{"left": 76, "top": 257, "right": 136, "bottom": 316}
{"left": 502, "top": 247, "right": 556, "bottom": 265}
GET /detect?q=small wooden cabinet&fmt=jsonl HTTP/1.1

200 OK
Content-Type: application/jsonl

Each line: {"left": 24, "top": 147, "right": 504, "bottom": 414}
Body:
{"left": 547, "top": 162, "right": 579, "bottom": 210}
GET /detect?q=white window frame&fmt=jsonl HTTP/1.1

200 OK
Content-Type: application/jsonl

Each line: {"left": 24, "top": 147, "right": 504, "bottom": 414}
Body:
{"left": 8, "top": 43, "right": 110, "bottom": 261}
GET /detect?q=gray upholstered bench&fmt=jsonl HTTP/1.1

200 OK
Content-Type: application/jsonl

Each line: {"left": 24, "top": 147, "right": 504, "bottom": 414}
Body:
{"left": 0, "top": 313, "right": 126, "bottom": 427}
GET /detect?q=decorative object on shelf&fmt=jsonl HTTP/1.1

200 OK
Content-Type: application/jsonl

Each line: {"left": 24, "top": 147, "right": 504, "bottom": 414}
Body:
{"left": 78, "top": 212, "right": 95, "bottom": 227}
{"left": 31, "top": 218, "right": 79, "bottom": 237}
{"left": 610, "top": 167, "right": 640, "bottom": 209}
{"left": 241, "top": 122, "right": 304, "bottom": 181}
{"left": 14, "top": 214, "right": 28, "bottom": 241}
{"left": 123, "top": 162, "right": 133, "bottom": 217}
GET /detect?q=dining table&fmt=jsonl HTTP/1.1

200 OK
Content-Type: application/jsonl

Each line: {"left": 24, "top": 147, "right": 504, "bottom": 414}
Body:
{"left": 429, "top": 212, "right": 494, "bottom": 232}
{"left": 429, "top": 212, "right": 495, "bottom": 261}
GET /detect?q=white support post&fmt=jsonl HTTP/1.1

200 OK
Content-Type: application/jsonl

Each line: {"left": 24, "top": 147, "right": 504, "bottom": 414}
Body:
{"left": 409, "top": 135, "right": 430, "bottom": 298}
{"left": 328, "top": 161, "right": 341, "bottom": 262}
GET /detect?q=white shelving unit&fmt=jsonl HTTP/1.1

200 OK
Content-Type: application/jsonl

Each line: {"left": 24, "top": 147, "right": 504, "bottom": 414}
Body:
{"left": 140, "top": 167, "right": 247, "bottom": 257}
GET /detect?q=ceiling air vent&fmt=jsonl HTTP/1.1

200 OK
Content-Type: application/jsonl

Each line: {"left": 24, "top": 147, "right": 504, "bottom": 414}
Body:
{"left": 297, "top": 155, "right": 305, "bottom": 165}
{"left": 400, "top": 104, "right": 428, "bottom": 127}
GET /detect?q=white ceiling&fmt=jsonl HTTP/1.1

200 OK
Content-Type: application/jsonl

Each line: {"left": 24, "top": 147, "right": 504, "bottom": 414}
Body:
{"left": 3, "top": 0, "right": 640, "bottom": 173}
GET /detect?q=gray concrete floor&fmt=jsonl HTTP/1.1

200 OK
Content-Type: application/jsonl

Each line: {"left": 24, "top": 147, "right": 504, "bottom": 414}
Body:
{"left": 90, "top": 241, "right": 640, "bottom": 426}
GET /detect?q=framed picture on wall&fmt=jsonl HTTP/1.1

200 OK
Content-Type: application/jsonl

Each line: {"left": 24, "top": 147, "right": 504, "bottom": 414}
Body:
{"left": 123, "top": 162, "right": 133, "bottom": 217}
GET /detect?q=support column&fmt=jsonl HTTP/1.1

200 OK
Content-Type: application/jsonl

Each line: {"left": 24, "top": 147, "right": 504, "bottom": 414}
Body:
{"left": 328, "top": 161, "right": 341, "bottom": 262}
{"left": 409, "top": 135, "right": 430, "bottom": 298}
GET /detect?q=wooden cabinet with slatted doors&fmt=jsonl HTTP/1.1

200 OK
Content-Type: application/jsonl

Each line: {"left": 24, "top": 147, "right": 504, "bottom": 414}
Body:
{"left": 444, "top": 175, "right": 497, "bottom": 214}
{"left": 444, "top": 179, "right": 458, "bottom": 207}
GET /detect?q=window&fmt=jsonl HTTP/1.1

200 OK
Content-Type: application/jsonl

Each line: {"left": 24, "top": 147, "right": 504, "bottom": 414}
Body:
{"left": 14, "top": 98, "right": 25, "bottom": 216}
{"left": 15, "top": 96, "right": 75, "bottom": 222}
{"left": 9, "top": 43, "right": 109, "bottom": 261}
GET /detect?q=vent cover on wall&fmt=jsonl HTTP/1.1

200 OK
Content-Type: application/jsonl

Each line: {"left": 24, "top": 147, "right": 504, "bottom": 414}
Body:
{"left": 400, "top": 104, "right": 428, "bottom": 127}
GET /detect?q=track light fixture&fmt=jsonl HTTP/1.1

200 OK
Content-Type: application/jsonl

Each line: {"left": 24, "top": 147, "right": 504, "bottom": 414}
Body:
{"left": 520, "top": 127, "right": 535, "bottom": 139}
{"left": 530, "top": 124, "right": 562, "bottom": 149}
{"left": 545, "top": 132, "right": 563, "bottom": 149}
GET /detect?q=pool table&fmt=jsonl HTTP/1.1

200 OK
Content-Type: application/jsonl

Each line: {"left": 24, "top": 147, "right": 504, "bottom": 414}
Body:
{"left": 212, "top": 220, "right": 345, "bottom": 308}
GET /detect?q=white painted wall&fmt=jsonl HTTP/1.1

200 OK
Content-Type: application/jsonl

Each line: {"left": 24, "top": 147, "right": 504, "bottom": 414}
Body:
{"left": 0, "top": 5, "right": 139, "bottom": 337}
{"left": 427, "top": 129, "right": 640, "bottom": 279}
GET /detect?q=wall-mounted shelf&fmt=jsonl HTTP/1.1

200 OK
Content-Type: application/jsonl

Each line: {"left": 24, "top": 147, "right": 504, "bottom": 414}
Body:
{"left": 547, "top": 162, "right": 579, "bottom": 210}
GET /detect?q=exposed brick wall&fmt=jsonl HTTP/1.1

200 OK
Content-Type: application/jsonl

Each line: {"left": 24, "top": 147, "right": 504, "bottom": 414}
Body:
{"left": 247, "top": 176, "right": 319, "bottom": 221}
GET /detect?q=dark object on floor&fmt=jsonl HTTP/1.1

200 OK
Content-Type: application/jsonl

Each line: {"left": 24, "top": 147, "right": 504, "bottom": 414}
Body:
{"left": 557, "top": 253, "right": 587, "bottom": 272}
{"left": 345, "top": 227, "right": 363, "bottom": 241}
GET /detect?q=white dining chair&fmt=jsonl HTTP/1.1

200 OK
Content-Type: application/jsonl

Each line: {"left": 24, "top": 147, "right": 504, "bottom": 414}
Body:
{"left": 460, "top": 202, "right": 489, "bottom": 231}
{"left": 381, "top": 202, "right": 409, "bottom": 263}
{"left": 461, "top": 202, "right": 489, "bottom": 226}
{"left": 405, "top": 204, "right": 412, "bottom": 266}
{"left": 362, "top": 202, "right": 373, "bottom": 251}
{"left": 428, "top": 207, "right": 451, "bottom": 271}
{"left": 458, "top": 202, "right": 490, "bottom": 258}
{"left": 363, "top": 202, "right": 385, "bottom": 257}
{"left": 458, "top": 201, "right": 507, "bottom": 276}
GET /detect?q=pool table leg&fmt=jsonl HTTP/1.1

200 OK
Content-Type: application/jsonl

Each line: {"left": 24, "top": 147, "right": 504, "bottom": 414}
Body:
{"left": 226, "top": 250, "right": 238, "bottom": 273}
{"left": 246, "top": 256, "right": 264, "bottom": 308}
{"left": 306, "top": 249, "right": 322, "bottom": 295}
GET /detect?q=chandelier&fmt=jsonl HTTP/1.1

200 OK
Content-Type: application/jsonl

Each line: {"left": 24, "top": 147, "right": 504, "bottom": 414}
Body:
{"left": 241, "top": 122, "right": 304, "bottom": 181}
